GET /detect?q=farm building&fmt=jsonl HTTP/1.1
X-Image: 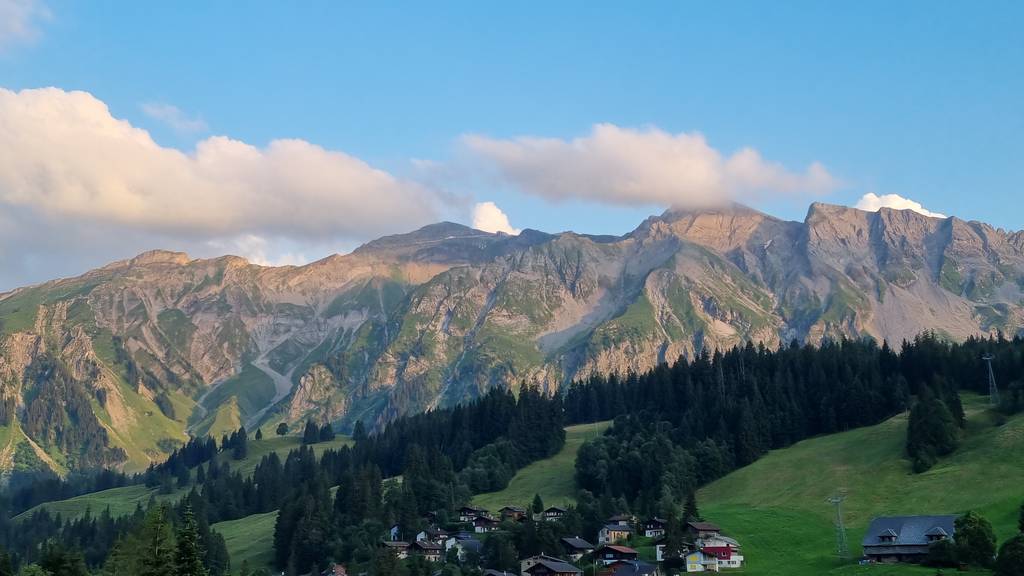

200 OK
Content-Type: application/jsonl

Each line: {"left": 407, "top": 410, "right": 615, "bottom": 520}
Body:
{"left": 861, "top": 515, "right": 957, "bottom": 563}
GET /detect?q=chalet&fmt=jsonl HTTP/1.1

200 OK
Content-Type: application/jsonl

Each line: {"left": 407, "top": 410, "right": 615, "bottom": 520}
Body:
{"left": 522, "top": 558, "right": 583, "bottom": 576}
{"left": 521, "top": 554, "right": 569, "bottom": 575}
{"left": 379, "top": 541, "right": 409, "bottom": 560}
{"left": 683, "top": 550, "right": 720, "bottom": 573}
{"left": 643, "top": 518, "right": 666, "bottom": 538}
{"left": 409, "top": 540, "right": 444, "bottom": 562}
{"left": 607, "top": 514, "right": 636, "bottom": 526}
{"left": 861, "top": 515, "right": 957, "bottom": 563}
{"left": 561, "top": 537, "right": 595, "bottom": 561}
{"left": 685, "top": 522, "right": 720, "bottom": 540}
{"left": 599, "top": 560, "right": 659, "bottom": 576}
{"left": 473, "top": 515, "right": 500, "bottom": 533}
{"left": 598, "top": 524, "right": 633, "bottom": 545}
{"left": 544, "top": 506, "right": 569, "bottom": 521}
{"left": 415, "top": 527, "right": 450, "bottom": 543}
{"left": 459, "top": 506, "right": 489, "bottom": 522}
{"left": 500, "top": 506, "right": 527, "bottom": 521}
{"left": 697, "top": 536, "right": 743, "bottom": 569}
{"left": 594, "top": 545, "right": 639, "bottom": 565}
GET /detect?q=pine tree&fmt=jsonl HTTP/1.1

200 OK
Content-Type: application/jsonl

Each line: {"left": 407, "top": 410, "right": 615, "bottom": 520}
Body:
{"left": 140, "top": 504, "right": 176, "bottom": 576}
{"left": 532, "top": 493, "right": 544, "bottom": 514}
{"left": 684, "top": 491, "right": 701, "bottom": 522}
{"left": 175, "top": 505, "right": 209, "bottom": 576}
{"left": 40, "top": 544, "right": 89, "bottom": 576}
{"left": 276, "top": 422, "right": 289, "bottom": 436}
{"left": 352, "top": 420, "right": 367, "bottom": 443}
{"left": 1019, "top": 501, "right": 1024, "bottom": 533}
{"left": 302, "top": 421, "right": 320, "bottom": 445}
{"left": 255, "top": 427, "right": 263, "bottom": 440}
{"left": 0, "top": 547, "right": 12, "bottom": 576}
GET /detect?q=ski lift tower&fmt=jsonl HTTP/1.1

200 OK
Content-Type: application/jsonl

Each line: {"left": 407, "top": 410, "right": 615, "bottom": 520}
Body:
{"left": 983, "top": 353, "right": 999, "bottom": 407}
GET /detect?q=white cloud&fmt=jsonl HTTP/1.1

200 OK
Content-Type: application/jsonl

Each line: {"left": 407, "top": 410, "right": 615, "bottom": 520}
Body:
{"left": 0, "top": 87, "right": 439, "bottom": 239}
{"left": 463, "top": 124, "right": 838, "bottom": 208}
{"left": 471, "top": 202, "right": 520, "bottom": 235}
{"left": 141, "top": 102, "right": 209, "bottom": 135}
{"left": 0, "top": 0, "right": 49, "bottom": 51}
{"left": 0, "top": 87, "right": 444, "bottom": 289}
{"left": 855, "top": 192, "right": 946, "bottom": 218}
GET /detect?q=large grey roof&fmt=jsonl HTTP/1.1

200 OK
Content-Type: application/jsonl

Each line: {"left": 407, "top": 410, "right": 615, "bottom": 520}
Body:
{"left": 527, "top": 559, "right": 583, "bottom": 574}
{"left": 562, "top": 537, "right": 595, "bottom": 550}
{"left": 606, "top": 561, "right": 658, "bottom": 576}
{"left": 861, "top": 516, "right": 957, "bottom": 548}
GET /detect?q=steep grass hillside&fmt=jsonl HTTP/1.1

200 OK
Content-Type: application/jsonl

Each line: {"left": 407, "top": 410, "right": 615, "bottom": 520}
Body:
{"left": 472, "top": 421, "right": 611, "bottom": 511}
{"left": 699, "top": 394, "right": 1022, "bottom": 575}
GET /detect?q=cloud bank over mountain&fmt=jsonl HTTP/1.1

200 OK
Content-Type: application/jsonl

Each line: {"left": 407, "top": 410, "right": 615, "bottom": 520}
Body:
{"left": 463, "top": 123, "right": 838, "bottom": 208}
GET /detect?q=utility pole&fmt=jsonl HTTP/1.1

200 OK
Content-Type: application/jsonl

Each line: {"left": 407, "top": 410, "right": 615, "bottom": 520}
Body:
{"left": 983, "top": 354, "right": 999, "bottom": 407}
{"left": 827, "top": 495, "right": 850, "bottom": 559}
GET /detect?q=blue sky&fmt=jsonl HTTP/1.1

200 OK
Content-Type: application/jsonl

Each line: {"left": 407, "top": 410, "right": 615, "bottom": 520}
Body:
{"left": 0, "top": 1, "right": 1022, "bottom": 288}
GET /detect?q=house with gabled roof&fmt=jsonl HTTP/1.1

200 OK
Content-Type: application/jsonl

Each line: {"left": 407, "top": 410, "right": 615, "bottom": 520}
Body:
{"left": 459, "top": 505, "right": 489, "bottom": 522}
{"left": 594, "top": 545, "right": 639, "bottom": 565}
{"left": 379, "top": 541, "right": 410, "bottom": 559}
{"left": 409, "top": 540, "right": 443, "bottom": 562}
{"left": 861, "top": 515, "right": 957, "bottom": 563}
{"left": 561, "top": 536, "right": 595, "bottom": 561}
{"left": 543, "top": 506, "right": 569, "bottom": 521}
{"left": 685, "top": 521, "right": 720, "bottom": 540}
{"left": 523, "top": 558, "right": 583, "bottom": 576}
{"left": 521, "top": 554, "right": 579, "bottom": 576}
{"left": 499, "top": 505, "right": 527, "bottom": 521}
{"left": 643, "top": 518, "right": 667, "bottom": 538}
{"left": 599, "top": 524, "right": 633, "bottom": 545}
{"left": 599, "top": 560, "right": 659, "bottom": 576}
{"left": 473, "top": 515, "right": 500, "bottom": 533}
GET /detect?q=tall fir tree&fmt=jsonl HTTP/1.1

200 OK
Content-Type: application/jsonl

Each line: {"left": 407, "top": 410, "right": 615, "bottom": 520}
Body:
{"left": 140, "top": 504, "right": 176, "bottom": 576}
{"left": 684, "top": 491, "right": 701, "bottom": 522}
{"left": 175, "top": 505, "right": 208, "bottom": 576}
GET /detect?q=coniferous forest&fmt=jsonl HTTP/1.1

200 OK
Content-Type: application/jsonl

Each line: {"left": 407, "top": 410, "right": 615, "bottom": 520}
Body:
{"left": 1, "top": 333, "right": 1023, "bottom": 574}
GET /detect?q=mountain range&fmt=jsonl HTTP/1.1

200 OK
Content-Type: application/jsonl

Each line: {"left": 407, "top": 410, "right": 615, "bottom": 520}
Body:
{"left": 2, "top": 201, "right": 1023, "bottom": 475}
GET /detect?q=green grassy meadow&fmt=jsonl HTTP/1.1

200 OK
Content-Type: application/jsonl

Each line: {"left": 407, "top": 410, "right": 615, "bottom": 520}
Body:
{"left": 212, "top": 510, "right": 279, "bottom": 571}
{"left": 472, "top": 420, "right": 611, "bottom": 511}
{"left": 15, "top": 435, "right": 351, "bottom": 522}
{"left": 698, "top": 394, "right": 1022, "bottom": 575}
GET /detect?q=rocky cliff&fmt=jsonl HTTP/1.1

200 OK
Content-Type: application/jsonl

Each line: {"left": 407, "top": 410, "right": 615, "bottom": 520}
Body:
{"left": 2, "top": 203, "right": 1022, "bottom": 474}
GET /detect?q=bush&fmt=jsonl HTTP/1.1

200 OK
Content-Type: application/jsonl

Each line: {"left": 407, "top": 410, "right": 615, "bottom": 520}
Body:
{"left": 996, "top": 534, "right": 1024, "bottom": 576}
{"left": 925, "top": 539, "right": 958, "bottom": 568}
{"left": 956, "top": 512, "right": 997, "bottom": 568}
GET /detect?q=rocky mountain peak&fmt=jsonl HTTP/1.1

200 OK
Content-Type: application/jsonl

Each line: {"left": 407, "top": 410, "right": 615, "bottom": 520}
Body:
{"left": 128, "top": 249, "right": 192, "bottom": 267}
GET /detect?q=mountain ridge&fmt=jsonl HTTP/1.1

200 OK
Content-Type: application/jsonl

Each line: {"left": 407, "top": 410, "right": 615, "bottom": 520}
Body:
{"left": 3, "top": 202, "right": 1023, "bottom": 476}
